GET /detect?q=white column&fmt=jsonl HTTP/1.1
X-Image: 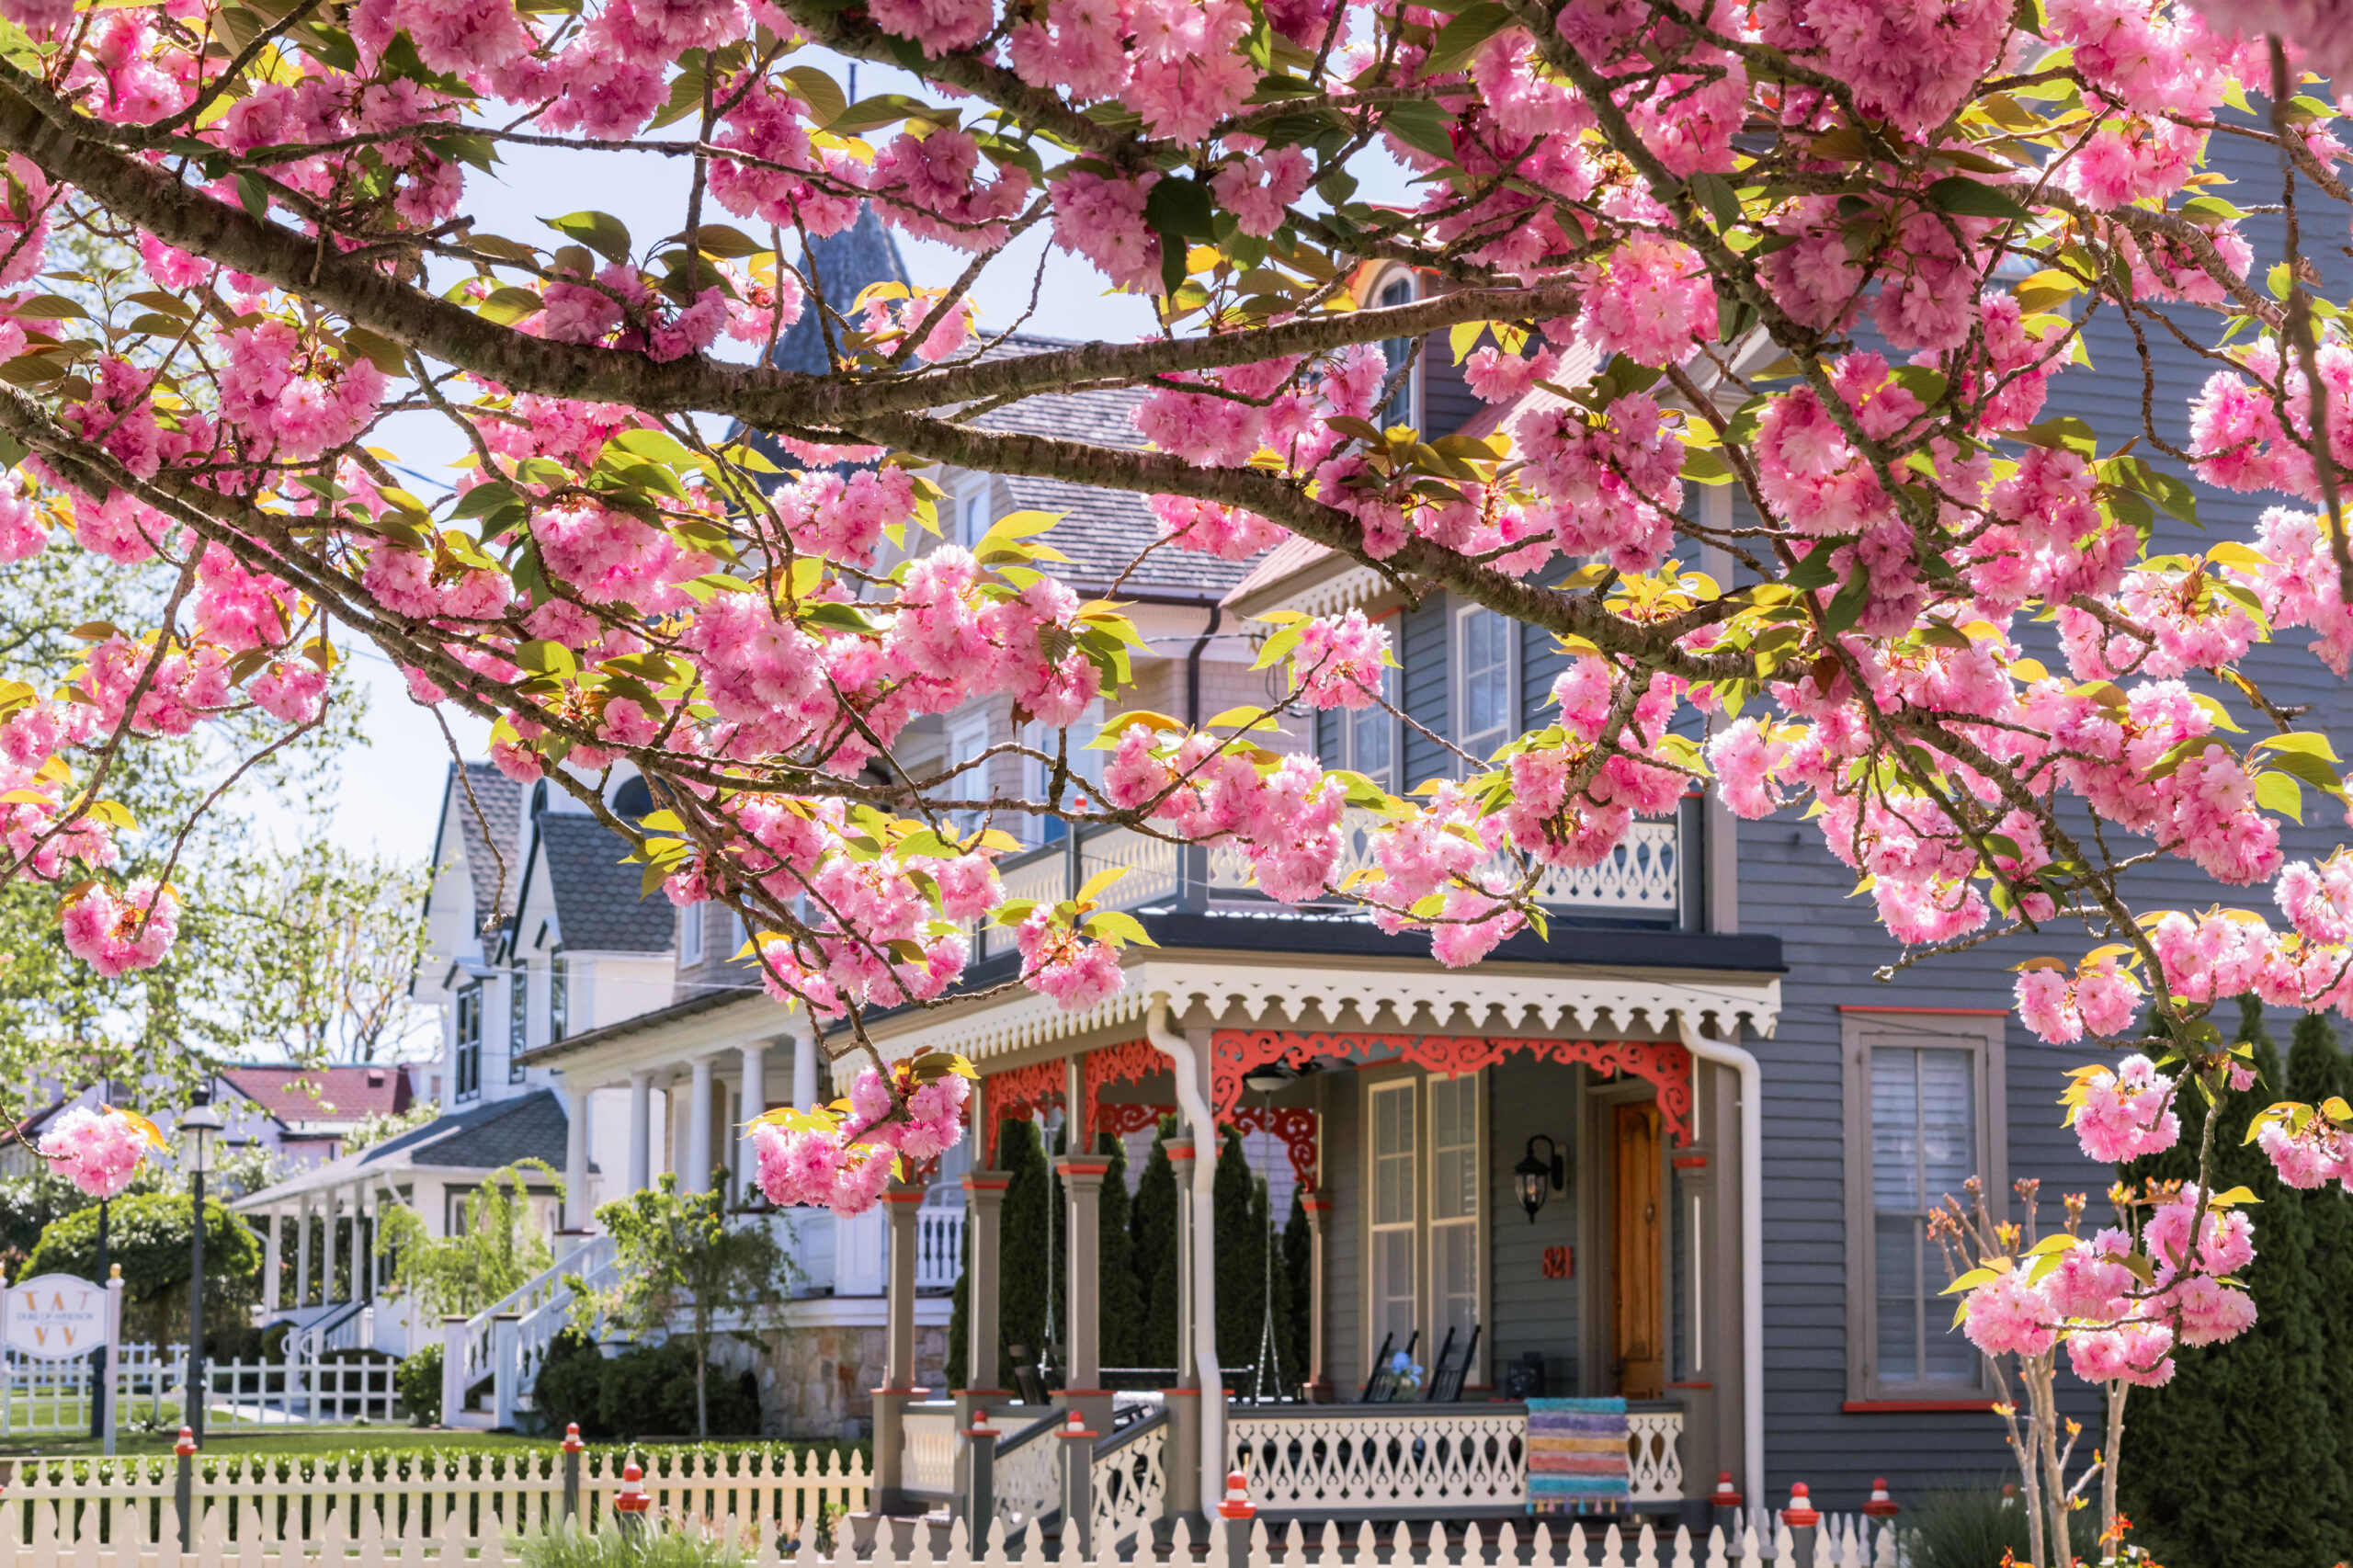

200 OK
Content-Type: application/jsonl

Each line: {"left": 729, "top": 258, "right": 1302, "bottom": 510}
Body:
{"left": 791, "top": 1017, "right": 818, "bottom": 1110}
{"left": 563, "top": 1077, "right": 590, "bottom": 1227}
{"left": 263, "top": 1208, "right": 282, "bottom": 1313}
{"left": 736, "top": 1042, "right": 767, "bottom": 1201}
{"left": 686, "top": 1054, "right": 716, "bottom": 1194}
{"left": 321, "top": 1186, "right": 340, "bottom": 1305}
{"left": 628, "top": 1071, "right": 653, "bottom": 1192}
{"left": 295, "top": 1195, "right": 313, "bottom": 1308}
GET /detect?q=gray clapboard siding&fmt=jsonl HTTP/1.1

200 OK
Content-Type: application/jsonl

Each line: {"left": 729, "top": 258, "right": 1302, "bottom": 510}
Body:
{"left": 1402, "top": 592, "right": 1452, "bottom": 785}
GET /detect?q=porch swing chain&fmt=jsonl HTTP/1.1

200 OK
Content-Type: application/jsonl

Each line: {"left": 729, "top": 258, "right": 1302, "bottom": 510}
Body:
{"left": 1250, "top": 1088, "right": 1286, "bottom": 1405}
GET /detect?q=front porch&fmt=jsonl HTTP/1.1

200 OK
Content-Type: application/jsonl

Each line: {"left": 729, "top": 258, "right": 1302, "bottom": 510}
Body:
{"left": 849, "top": 933, "right": 1779, "bottom": 1540}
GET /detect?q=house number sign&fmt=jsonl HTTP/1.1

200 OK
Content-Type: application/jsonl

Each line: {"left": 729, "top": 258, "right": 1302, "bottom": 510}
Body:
{"left": 1541, "top": 1246, "right": 1574, "bottom": 1279}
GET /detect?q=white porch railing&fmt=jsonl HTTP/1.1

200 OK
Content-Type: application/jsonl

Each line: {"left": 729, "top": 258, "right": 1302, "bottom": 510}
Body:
{"left": 1230, "top": 1404, "right": 1528, "bottom": 1516}
{"left": 1230, "top": 1403, "right": 1686, "bottom": 1512}
{"left": 444, "top": 1234, "right": 620, "bottom": 1430}
{"left": 993, "top": 1410, "right": 1066, "bottom": 1537}
{"left": 973, "top": 814, "right": 1683, "bottom": 960}
{"left": 915, "top": 1206, "right": 964, "bottom": 1292}
{"left": 903, "top": 1403, "right": 961, "bottom": 1497}
{"left": 192, "top": 1352, "right": 403, "bottom": 1427}
{"left": 1091, "top": 1407, "right": 1170, "bottom": 1554}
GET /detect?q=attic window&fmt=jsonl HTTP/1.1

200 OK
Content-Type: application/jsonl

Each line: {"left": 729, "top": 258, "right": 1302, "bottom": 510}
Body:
{"left": 366, "top": 1070, "right": 386, "bottom": 1088}
{"left": 613, "top": 775, "right": 654, "bottom": 817}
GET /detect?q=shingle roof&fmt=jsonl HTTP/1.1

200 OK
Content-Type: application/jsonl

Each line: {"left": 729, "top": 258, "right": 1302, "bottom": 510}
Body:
{"left": 961, "top": 335, "right": 1262, "bottom": 597}
{"left": 773, "top": 204, "right": 912, "bottom": 378}
{"left": 218, "top": 1065, "right": 410, "bottom": 1127}
{"left": 538, "top": 813, "right": 674, "bottom": 953}
{"left": 448, "top": 764, "right": 523, "bottom": 933}
{"left": 1222, "top": 534, "right": 1335, "bottom": 608}
{"left": 358, "top": 1087, "right": 569, "bottom": 1170}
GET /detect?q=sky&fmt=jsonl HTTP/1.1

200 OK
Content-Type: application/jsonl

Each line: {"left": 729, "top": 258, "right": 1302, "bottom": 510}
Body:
{"left": 287, "top": 51, "right": 1411, "bottom": 863}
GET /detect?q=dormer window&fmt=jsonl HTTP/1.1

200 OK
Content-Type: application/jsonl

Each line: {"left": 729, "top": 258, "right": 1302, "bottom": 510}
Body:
{"left": 680, "top": 903, "right": 704, "bottom": 967}
{"left": 1376, "top": 273, "right": 1418, "bottom": 430}
{"left": 548, "top": 947, "right": 569, "bottom": 1043}
{"left": 958, "top": 484, "right": 991, "bottom": 550}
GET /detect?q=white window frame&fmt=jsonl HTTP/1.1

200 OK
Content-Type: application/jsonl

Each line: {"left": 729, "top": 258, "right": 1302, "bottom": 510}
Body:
{"left": 548, "top": 947, "right": 569, "bottom": 1044}
{"left": 946, "top": 709, "right": 991, "bottom": 835}
{"left": 1453, "top": 602, "right": 1518, "bottom": 768}
{"left": 679, "top": 904, "right": 704, "bottom": 967}
{"left": 454, "top": 984, "right": 483, "bottom": 1103}
{"left": 1842, "top": 1011, "right": 2007, "bottom": 1403}
{"left": 1340, "top": 657, "right": 1399, "bottom": 793}
{"left": 957, "top": 480, "right": 993, "bottom": 550}
{"left": 1365, "top": 1076, "right": 1420, "bottom": 1378}
{"left": 1373, "top": 271, "right": 1420, "bottom": 430}
{"left": 1427, "top": 1070, "right": 1484, "bottom": 1381}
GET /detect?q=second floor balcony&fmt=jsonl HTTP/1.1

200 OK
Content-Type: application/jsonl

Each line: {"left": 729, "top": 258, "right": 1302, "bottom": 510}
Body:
{"left": 972, "top": 800, "right": 1701, "bottom": 964}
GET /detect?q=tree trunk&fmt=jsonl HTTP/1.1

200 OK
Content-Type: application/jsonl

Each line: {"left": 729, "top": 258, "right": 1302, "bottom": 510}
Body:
{"left": 696, "top": 1329, "right": 710, "bottom": 1438}
{"left": 2101, "top": 1380, "right": 2128, "bottom": 1562}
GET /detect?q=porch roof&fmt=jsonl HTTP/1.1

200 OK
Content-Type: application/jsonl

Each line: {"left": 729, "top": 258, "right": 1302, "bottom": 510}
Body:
{"left": 858, "top": 915, "right": 1781, "bottom": 1067}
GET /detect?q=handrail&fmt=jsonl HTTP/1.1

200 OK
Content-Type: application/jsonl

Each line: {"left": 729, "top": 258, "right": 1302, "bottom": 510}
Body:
{"left": 1092, "top": 1403, "right": 1168, "bottom": 1459}
{"left": 995, "top": 1406, "right": 1066, "bottom": 1458}
{"left": 1229, "top": 1398, "right": 1524, "bottom": 1419}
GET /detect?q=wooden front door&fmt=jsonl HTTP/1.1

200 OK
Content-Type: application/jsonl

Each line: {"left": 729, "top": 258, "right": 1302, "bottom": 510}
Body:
{"left": 1612, "top": 1102, "right": 1665, "bottom": 1398}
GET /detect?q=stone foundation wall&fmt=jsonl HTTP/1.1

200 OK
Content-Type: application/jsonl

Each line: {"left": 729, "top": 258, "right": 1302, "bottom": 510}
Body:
{"left": 712, "top": 1322, "right": 950, "bottom": 1438}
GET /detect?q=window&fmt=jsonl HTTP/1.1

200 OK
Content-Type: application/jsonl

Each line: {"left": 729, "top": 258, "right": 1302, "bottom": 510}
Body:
{"left": 1029, "top": 701, "right": 1107, "bottom": 845}
{"left": 1376, "top": 274, "right": 1418, "bottom": 429}
{"left": 1368, "top": 1080, "right": 1418, "bottom": 1370}
{"left": 507, "top": 967, "right": 528, "bottom": 1081}
{"left": 679, "top": 904, "right": 704, "bottom": 967}
{"left": 1455, "top": 606, "right": 1516, "bottom": 766}
{"left": 454, "top": 985, "right": 482, "bottom": 1102}
{"left": 1429, "top": 1074, "right": 1481, "bottom": 1359}
{"left": 1341, "top": 659, "right": 1397, "bottom": 792}
{"left": 548, "top": 949, "right": 569, "bottom": 1043}
{"left": 947, "top": 710, "right": 990, "bottom": 835}
{"left": 1843, "top": 1012, "right": 2006, "bottom": 1401}
{"left": 959, "top": 486, "right": 991, "bottom": 549}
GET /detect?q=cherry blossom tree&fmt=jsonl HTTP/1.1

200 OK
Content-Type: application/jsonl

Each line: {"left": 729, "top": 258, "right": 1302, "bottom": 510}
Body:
{"left": 4, "top": 0, "right": 2353, "bottom": 1522}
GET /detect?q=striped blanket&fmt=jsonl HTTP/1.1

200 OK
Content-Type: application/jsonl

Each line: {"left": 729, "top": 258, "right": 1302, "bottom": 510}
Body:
{"left": 1525, "top": 1397, "right": 1630, "bottom": 1514}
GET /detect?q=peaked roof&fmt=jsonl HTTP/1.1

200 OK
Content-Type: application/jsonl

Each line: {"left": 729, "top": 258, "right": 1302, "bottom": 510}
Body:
{"left": 772, "top": 203, "right": 912, "bottom": 378}
{"left": 230, "top": 1088, "right": 574, "bottom": 1210}
{"left": 431, "top": 763, "right": 524, "bottom": 936}
{"left": 530, "top": 812, "right": 674, "bottom": 953}
{"left": 218, "top": 1064, "right": 411, "bottom": 1130}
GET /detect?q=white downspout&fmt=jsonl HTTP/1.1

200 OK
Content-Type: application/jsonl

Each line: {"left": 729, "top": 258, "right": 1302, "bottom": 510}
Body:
{"left": 1147, "top": 993, "right": 1225, "bottom": 1513}
{"left": 1677, "top": 1015, "right": 1765, "bottom": 1512}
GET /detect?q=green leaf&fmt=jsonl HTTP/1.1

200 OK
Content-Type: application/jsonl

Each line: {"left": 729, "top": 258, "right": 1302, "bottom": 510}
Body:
{"left": 1419, "top": 3, "right": 1510, "bottom": 76}
{"left": 2255, "top": 769, "right": 2305, "bottom": 822}
{"left": 1686, "top": 170, "right": 1742, "bottom": 230}
{"left": 449, "top": 481, "right": 518, "bottom": 519}
{"left": 235, "top": 172, "right": 270, "bottom": 224}
{"left": 2252, "top": 732, "right": 2341, "bottom": 764}
{"left": 477, "top": 286, "right": 545, "bottom": 327}
{"left": 542, "top": 210, "right": 633, "bottom": 264}
{"left": 1084, "top": 908, "right": 1159, "bottom": 949}
{"left": 1381, "top": 99, "right": 1457, "bottom": 162}
{"left": 2017, "top": 415, "right": 2097, "bottom": 458}
{"left": 1923, "top": 176, "right": 2032, "bottom": 222}
{"left": 780, "top": 65, "right": 847, "bottom": 128}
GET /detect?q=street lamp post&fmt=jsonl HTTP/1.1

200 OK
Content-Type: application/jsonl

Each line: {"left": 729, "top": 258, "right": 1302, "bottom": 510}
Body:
{"left": 88, "top": 1196, "right": 109, "bottom": 1442}
{"left": 179, "top": 1092, "right": 224, "bottom": 1446}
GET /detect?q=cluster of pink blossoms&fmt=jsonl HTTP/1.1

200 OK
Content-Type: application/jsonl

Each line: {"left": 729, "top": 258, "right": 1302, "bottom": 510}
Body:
{"left": 753, "top": 1066, "right": 971, "bottom": 1218}
{"left": 60, "top": 880, "right": 179, "bottom": 979}
{"left": 36, "top": 1105, "right": 152, "bottom": 1198}
{"left": 1963, "top": 1182, "right": 2259, "bottom": 1390}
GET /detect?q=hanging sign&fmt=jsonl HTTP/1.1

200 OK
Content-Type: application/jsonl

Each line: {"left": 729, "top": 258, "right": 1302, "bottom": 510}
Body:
{"left": 5, "top": 1272, "right": 107, "bottom": 1358}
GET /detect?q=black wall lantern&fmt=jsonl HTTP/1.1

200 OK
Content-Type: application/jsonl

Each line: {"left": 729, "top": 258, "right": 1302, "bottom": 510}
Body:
{"left": 1514, "top": 1134, "right": 1566, "bottom": 1222}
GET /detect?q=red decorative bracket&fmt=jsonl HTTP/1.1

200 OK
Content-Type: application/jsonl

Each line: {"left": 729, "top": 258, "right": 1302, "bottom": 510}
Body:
{"left": 980, "top": 1057, "right": 1068, "bottom": 1165}
{"left": 1080, "top": 1039, "right": 1164, "bottom": 1147}
{"left": 1209, "top": 1028, "right": 1695, "bottom": 1145}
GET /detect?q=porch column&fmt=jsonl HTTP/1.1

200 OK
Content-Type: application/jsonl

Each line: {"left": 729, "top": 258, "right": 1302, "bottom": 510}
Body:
{"left": 262, "top": 1208, "right": 281, "bottom": 1314}
{"left": 872, "top": 1174, "right": 926, "bottom": 1514}
{"left": 1303, "top": 1195, "right": 1334, "bottom": 1398}
{"left": 686, "top": 1054, "right": 717, "bottom": 1193}
{"left": 790, "top": 1016, "right": 819, "bottom": 1108}
{"left": 321, "top": 1185, "right": 339, "bottom": 1306}
{"left": 956, "top": 1170, "right": 1010, "bottom": 1423}
{"left": 627, "top": 1070, "right": 654, "bottom": 1192}
{"left": 295, "top": 1194, "right": 313, "bottom": 1308}
{"left": 1163, "top": 1137, "right": 1201, "bottom": 1521}
{"left": 1056, "top": 1155, "right": 1113, "bottom": 1434}
{"left": 736, "top": 1040, "right": 767, "bottom": 1202}
{"left": 563, "top": 1077, "right": 590, "bottom": 1228}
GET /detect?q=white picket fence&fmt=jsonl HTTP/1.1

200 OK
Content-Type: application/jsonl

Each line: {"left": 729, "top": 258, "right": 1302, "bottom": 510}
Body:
{"left": 3, "top": 1345, "right": 404, "bottom": 1436}
{"left": 0, "top": 1497, "right": 1898, "bottom": 1568}
{"left": 0, "top": 1446, "right": 873, "bottom": 1556}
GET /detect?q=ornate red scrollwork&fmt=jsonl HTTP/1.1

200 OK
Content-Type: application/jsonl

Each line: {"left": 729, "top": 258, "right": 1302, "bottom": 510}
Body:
{"left": 981, "top": 1057, "right": 1068, "bottom": 1165}
{"left": 1229, "top": 1102, "right": 1323, "bottom": 1192}
{"left": 1207, "top": 1028, "right": 1696, "bottom": 1145}
{"left": 1094, "top": 1101, "right": 1176, "bottom": 1140}
{"left": 1080, "top": 1039, "right": 1163, "bottom": 1146}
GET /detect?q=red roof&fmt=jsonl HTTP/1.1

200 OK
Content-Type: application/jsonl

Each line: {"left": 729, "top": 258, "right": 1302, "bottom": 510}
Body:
{"left": 217, "top": 1065, "right": 411, "bottom": 1127}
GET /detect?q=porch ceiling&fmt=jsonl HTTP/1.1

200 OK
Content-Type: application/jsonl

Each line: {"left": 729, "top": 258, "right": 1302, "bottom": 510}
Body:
{"left": 857, "top": 944, "right": 1781, "bottom": 1067}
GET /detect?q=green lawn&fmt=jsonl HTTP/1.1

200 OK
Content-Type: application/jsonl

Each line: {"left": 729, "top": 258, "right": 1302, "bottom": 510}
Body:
{"left": 0, "top": 1425, "right": 550, "bottom": 1460}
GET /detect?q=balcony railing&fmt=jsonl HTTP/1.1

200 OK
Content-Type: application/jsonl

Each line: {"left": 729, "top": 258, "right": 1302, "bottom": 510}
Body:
{"left": 973, "top": 802, "right": 1697, "bottom": 960}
